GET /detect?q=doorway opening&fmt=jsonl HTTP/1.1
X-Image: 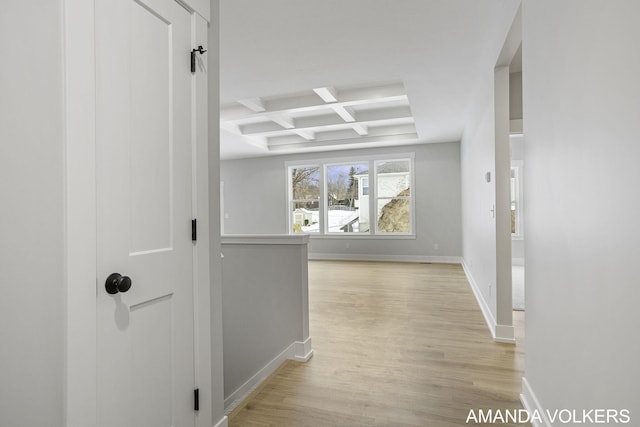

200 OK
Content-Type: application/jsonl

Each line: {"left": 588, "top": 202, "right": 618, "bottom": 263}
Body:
{"left": 509, "top": 45, "right": 525, "bottom": 314}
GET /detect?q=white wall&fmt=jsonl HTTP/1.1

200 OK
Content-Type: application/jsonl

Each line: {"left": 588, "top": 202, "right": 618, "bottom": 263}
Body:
{"left": 221, "top": 236, "right": 310, "bottom": 409}
{"left": 461, "top": 99, "right": 499, "bottom": 321}
{"left": 221, "top": 142, "right": 462, "bottom": 262}
{"left": 509, "top": 72, "right": 523, "bottom": 120}
{"left": 460, "top": 6, "right": 520, "bottom": 343}
{"left": 522, "top": 0, "right": 640, "bottom": 421}
{"left": 0, "top": 3, "right": 66, "bottom": 426}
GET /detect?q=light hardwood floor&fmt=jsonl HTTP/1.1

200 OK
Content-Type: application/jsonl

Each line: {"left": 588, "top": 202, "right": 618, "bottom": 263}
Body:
{"left": 229, "top": 261, "right": 527, "bottom": 426}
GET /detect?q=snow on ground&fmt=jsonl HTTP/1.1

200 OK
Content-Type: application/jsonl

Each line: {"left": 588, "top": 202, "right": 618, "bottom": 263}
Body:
{"left": 301, "top": 209, "right": 359, "bottom": 233}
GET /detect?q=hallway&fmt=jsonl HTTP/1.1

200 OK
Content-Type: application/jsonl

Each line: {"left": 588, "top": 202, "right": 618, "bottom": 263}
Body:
{"left": 229, "top": 261, "right": 526, "bottom": 426}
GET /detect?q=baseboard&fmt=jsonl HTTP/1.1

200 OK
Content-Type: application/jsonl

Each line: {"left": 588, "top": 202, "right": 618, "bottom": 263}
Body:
{"left": 495, "top": 324, "right": 516, "bottom": 344}
{"left": 461, "top": 260, "right": 515, "bottom": 344}
{"left": 213, "top": 415, "right": 228, "bottom": 427}
{"left": 293, "top": 337, "right": 313, "bottom": 362}
{"left": 224, "top": 344, "right": 292, "bottom": 412}
{"left": 308, "top": 252, "right": 462, "bottom": 264}
{"left": 461, "top": 260, "right": 498, "bottom": 340}
{"left": 224, "top": 338, "right": 313, "bottom": 413}
{"left": 521, "top": 377, "right": 551, "bottom": 427}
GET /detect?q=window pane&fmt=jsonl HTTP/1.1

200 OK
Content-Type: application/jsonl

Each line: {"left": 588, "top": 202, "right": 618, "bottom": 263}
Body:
{"left": 376, "top": 160, "right": 410, "bottom": 197}
{"left": 292, "top": 201, "right": 319, "bottom": 233}
{"left": 362, "top": 177, "right": 369, "bottom": 196}
{"left": 326, "top": 163, "right": 368, "bottom": 233}
{"left": 291, "top": 167, "right": 320, "bottom": 200}
{"left": 377, "top": 199, "right": 410, "bottom": 233}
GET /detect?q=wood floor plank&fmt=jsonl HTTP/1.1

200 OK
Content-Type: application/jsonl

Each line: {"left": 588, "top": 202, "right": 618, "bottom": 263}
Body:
{"left": 229, "top": 261, "right": 527, "bottom": 426}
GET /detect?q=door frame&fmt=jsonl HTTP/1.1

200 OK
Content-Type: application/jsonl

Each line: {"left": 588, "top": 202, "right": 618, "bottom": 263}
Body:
{"left": 64, "top": 1, "right": 212, "bottom": 425}
{"left": 492, "top": 5, "right": 521, "bottom": 343}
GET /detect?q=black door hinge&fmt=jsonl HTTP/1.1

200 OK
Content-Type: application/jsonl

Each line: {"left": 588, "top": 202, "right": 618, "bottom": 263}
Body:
{"left": 192, "top": 219, "right": 197, "bottom": 241}
{"left": 194, "top": 388, "right": 199, "bottom": 411}
{"left": 191, "top": 46, "right": 207, "bottom": 73}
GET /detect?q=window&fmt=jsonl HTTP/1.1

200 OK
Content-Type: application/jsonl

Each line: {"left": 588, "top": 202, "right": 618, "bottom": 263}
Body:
{"left": 361, "top": 177, "right": 369, "bottom": 196}
{"left": 289, "top": 166, "right": 320, "bottom": 233}
{"left": 326, "top": 163, "right": 368, "bottom": 233}
{"left": 375, "top": 159, "right": 411, "bottom": 233}
{"left": 287, "top": 154, "right": 414, "bottom": 236}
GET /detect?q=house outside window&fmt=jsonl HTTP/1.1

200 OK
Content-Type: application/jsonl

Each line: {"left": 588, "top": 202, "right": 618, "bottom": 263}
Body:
{"left": 287, "top": 154, "right": 414, "bottom": 236}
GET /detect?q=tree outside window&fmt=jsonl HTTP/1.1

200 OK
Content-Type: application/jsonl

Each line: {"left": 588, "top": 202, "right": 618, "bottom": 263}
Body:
{"left": 290, "top": 166, "right": 320, "bottom": 233}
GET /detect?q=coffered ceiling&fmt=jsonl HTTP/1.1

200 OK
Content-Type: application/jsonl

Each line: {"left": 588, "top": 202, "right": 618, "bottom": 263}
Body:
{"left": 220, "top": 81, "right": 417, "bottom": 153}
{"left": 220, "top": 0, "right": 521, "bottom": 159}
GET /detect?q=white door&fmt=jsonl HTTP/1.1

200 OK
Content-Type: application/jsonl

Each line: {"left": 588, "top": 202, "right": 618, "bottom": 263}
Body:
{"left": 95, "top": 0, "right": 195, "bottom": 425}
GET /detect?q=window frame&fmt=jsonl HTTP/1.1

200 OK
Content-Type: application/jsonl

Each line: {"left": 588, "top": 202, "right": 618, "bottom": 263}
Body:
{"left": 286, "top": 153, "right": 415, "bottom": 238}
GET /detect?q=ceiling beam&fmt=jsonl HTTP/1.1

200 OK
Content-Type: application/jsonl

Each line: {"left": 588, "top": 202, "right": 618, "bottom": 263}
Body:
{"left": 352, "top": 124, "right": 368, "bottom": 136}
{"left": 235, "top": 105, "right": 413, "bottom": 135}
{"left": 332, "top": 105, "right": 356, "bottom": 122}
{"left": 267, "top": 123, "right": 416, "bottom": 147}
{"left": 237, "top": 97, "right": 266, "bottom": 112}
{"left": 313, "top": 87, "right": 338, "bottom": 103}
{"left": 220, "top": 120, "right": 240, "bottom": 134}
{"left": 240, "top": 114, "right": 414, "bottom": 138}
{"left": 293, "top": 129, "right": 315, "bottom": 141}
{"left": 268, "top": 132, "right": 419, "bottom": 152}
{"left": 221, "top": 82, "right": 407, "bottom": 121}
{"left": 221, "top": 94, "right": 408, "bottom": 122}
{"left": 270, "top": 116, "right": 295, "bottom": 129}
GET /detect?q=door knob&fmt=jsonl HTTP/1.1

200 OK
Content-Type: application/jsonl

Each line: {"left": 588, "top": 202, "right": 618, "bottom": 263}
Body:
{"left": 105, "top": 273, "right": 132, "bottom": 295}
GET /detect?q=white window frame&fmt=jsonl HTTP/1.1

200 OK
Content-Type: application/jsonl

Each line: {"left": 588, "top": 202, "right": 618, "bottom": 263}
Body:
{"left": 286, "top": 153, "right": 415, "bottom": 238}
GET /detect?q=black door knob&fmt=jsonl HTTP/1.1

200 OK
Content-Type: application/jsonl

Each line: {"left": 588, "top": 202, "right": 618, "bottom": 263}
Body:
{"left": 105, "top": 273, "right": 132, "bottom": 295}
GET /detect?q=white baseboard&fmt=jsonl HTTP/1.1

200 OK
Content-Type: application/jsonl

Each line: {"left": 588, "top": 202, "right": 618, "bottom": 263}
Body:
{"left": 308, "top": 252, "right": 462, "bottom": 264}
{"left": 213, "top": 415, "right": 228, "bottom": 427}
{"left": 224, "top": 338, "right": 313, "bottom": 413}
{"left": 495, "top": 324, "right": 516, "bottom": 344}
{"left": 521, "top": 377, "right": 551, "bottom": 427}
{"left": 293, "top": 337, "right": 313, "bottom": 362}
{"left": 223, "top": 344, "right": 290, "bottom": 412}
{"left": 461, "top": 260, "right": 515, "bottom": 344}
